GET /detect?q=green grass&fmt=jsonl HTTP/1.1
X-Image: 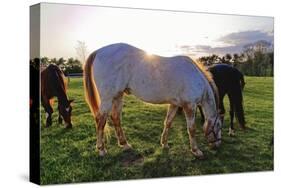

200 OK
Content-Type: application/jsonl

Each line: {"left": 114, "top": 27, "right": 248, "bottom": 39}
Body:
{"left": 40, "top": 77, "right": 273, "bottom": 184}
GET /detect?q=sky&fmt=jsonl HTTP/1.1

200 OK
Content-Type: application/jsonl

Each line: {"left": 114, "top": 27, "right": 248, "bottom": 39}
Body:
{"left": 39, "top": 3, "right": 274, "bottom": 60}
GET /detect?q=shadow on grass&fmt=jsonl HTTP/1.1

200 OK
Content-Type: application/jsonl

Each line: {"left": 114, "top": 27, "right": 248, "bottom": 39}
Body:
{"left": 142, "top": 148, "right": 174, "bottom": 178}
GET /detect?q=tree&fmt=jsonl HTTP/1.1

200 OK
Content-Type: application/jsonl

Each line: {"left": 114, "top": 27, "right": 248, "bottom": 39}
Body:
{"left": 56, "top": 57, "right": 66, "bottom": 70}
{"left": 219, "top": 53, "right": 232, "bottom": 65}
{"left": 50, "top": 58, "right": 58, "bottom": 65}
{"left": 41, "top": 57, "right": 49, "bottom": 66}
{"left": 225, "top": 54, "right": 232, "bottom": 63}
{"left": 241, "top": 40, "right": 273, "bottom": 76}
{"left": 75, "top": 41, "right": 88, "bottom": 64}
{"left": 268, "top": 52, "right": 274, "bottom": 76}
{"left": 232, "top": 53, "right": 243, "bottom": 67}
{"left": 65, "top": 58, "right": 83, "bottom": 74}
{"left": 198, "top": 54, "right": 220, "bottom": 66}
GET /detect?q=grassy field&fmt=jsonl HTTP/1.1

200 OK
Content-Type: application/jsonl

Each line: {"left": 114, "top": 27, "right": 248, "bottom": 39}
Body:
{"left": 40, "top": 77, "right": 273, "bottom": 185}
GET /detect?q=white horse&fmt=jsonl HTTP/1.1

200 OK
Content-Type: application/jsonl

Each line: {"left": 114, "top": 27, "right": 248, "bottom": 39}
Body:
{"left": 84, "top": 43, "right": 222, "bottom": 158}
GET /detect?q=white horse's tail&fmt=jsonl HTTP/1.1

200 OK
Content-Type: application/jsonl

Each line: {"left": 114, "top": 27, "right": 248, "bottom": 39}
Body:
{"left": 83, "top": 51, "right": 100, "bottom": 118}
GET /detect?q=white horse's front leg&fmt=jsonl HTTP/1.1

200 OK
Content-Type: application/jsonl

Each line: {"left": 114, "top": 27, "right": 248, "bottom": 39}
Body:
{"left": 161, "top": 104, "right": 178, "bottom": 148}
{"left": 183, "top": 103, "right": 204, "bottom": 159}
{"left": 188, "top": 123, "right": 204, "bottom": 158}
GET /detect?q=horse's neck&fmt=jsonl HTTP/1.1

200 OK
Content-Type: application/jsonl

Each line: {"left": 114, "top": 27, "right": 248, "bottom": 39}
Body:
{"left": 57, "top": 92, "right": 68, "bottom": 107}
{"left": 53, "top": 71, "right": 68, "bottom": 107}
{"left": 201, "top": 88, "right": 217, "bottom": 120}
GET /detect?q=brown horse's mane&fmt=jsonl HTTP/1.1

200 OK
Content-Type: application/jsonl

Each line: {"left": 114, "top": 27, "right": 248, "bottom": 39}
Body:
{"left": 188, "top": 58, "right": 219, "bottom": 110}
{"left": 59, "top": 71, "right": 68, "bottom": 92}
{"left": 51, "top": 64, "right": 68, "bottom": 92}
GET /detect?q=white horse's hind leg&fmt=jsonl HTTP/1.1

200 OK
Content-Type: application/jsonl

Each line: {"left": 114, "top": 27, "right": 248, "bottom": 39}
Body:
{"left": 96, "top": 101, "right": 112, "bottom": 156}
{"left": 161, "top": 104, "right": 178, "bottom": 148}
{"left": 96, "top": 112, "right": 108, "bottom": 156}
{"left": 111, "top": 95, "right": 131, "bottom": 150}
{"left": 183, "top": 102, "right": 204, "bottom": 159}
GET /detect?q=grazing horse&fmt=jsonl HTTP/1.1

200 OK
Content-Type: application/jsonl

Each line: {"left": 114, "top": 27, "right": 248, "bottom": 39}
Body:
{"left": 41, "top": 64, "right": 74, "bottom": 128}
{"left": 209, "top": 64, "right": 246, "bottom": 134}
{"left": 198, "top": 64, "right": 246, "bottom": 136}
{"left": 83, "top": 43, "right": 222, "bottom": 158}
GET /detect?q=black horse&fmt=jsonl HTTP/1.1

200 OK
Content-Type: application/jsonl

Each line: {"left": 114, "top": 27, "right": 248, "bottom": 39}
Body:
{"left": 41, "top": 64, "right": 74, "bottom": 128}
{"left": 198, "top": 64, "right": 246, "bottom": 136}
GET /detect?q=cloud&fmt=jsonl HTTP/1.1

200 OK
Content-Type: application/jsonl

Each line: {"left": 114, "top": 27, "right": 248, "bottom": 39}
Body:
{"left": 217, "top": 30, "right": 273, "bottom": 46}
{"left": 179, "top": 30, "right": 273, "bottom": 57}
{"left": 180, "top": 45, "right": 212, "bottom": 54}
{"left": 180, "top": 44, "right": 242, "bottom": 56}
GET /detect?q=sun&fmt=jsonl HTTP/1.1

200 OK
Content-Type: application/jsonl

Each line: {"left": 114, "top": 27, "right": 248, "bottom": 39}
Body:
{"left": 143, "top": 51, "right": 157, "bottom": 60}
{"left": 145, "top": 50, "right": 153, "bottom": 56}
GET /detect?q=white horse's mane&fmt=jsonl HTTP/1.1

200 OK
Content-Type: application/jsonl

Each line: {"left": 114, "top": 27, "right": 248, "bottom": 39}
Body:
{"left": 191, "top": 60, "right": 219, "bottom": 110}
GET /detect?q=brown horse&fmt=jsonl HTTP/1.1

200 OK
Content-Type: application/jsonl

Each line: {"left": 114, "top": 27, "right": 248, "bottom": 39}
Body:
{"left": 41, "top": 64, "right": 74, "bottom": 128}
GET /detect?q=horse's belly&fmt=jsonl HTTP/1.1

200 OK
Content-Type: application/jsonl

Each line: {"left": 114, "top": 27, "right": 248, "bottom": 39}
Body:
{"left": 132, "top": 93, "right": 169, "bottom": 104}
{"left": 129, "top": 82, "right": 181, "bottom": 105}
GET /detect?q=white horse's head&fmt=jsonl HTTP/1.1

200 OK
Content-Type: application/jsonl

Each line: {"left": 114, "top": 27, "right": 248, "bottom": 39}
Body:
{"left": 203, "top": 114, "right": 222, "bottom": 149}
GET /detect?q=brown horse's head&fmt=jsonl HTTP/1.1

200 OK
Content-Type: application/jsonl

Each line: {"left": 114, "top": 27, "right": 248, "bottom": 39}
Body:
{"left": 59, "top": 99, "right": 74, "bottom": 128}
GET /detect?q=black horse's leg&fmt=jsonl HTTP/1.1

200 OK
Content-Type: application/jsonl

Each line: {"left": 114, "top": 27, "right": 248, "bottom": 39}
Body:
{"left": 235, "top": 101, "right": 246, "bottom": 129}
{"left": 228, "top": 94, "right": 235, "bottom": 136}
{"left": 219, "top": 98, "right": 226, "bottom": 125}
{"left": 232, "top": 83, "right": 246, "bottom": 130}
{"left": 218, "top": 90, "right": 226, "bottom": 126}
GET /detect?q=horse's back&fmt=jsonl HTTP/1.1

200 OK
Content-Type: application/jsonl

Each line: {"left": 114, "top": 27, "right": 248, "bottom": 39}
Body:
{"left": 92, "top": 43, "right": 208, "bottom": 105}
{"left": 210, "top": 64, "right": 242, "bottom": 78}
{"left": 209, "top": 64, "right": 243, "bottom": 90}
{"left": 41, "top": 64, "right": 66, "bottom": 99}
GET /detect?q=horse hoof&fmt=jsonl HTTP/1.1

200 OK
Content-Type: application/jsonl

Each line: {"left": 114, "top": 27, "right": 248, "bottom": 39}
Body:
{"left": 122, "top": 143, "right": 132, "bottom": 150}
{"left": 191, "top": 149, "right": 204, "bottom": 159}
{"left": 99, "top": 149, "right": 107, "bottom": 157}
{"left": 228, "top": 128, "right": 235, "bottom": 136}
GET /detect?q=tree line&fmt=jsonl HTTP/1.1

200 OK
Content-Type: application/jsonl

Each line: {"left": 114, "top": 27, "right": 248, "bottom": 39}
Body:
{"left": 31, "top": 40, "right": 273, "bottom": 77}
{"left": 197, "top": 40, "right": 274, "bottom": 77}
{"left": 30, "top": 41, "right": 88, "bottom": 75}
{"left": 40, "top": 57, "right": 83, "bottom": 74}
{"left": 30, "top": 57, "right": 83, "bottom": 75}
